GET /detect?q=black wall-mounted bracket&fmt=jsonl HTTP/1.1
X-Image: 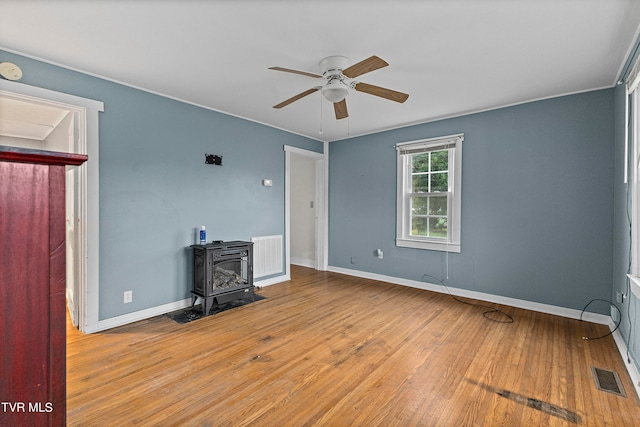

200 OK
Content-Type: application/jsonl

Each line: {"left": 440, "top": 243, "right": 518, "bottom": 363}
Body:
{"left": 205, "top": 154, "right": 223, "bottom": 166}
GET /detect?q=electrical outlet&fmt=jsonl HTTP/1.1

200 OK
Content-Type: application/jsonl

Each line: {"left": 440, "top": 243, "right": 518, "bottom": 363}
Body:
{"left": 350, "top": 257, "right": 356, "bottom": 265}
{"left": 124, "top": 290, "right": 133, "bottom": 304}
{"left": 616, "top": 291, "right": 623, "bottom": 303}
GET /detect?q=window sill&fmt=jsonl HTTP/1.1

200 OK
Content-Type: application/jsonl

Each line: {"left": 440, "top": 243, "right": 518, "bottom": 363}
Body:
{"left": 396, "top": 238, "right": 460, "bottom": 253}
{"left": 627, "top": 275, "right": 640, "bottom": 299}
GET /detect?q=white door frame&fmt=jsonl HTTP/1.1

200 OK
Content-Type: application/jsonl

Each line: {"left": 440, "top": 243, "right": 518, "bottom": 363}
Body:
{"left": 284, "top": 144, "right": 328, "bottom": 276}
{"left": 0, "top": 80, "right": 103, "bottom": 333}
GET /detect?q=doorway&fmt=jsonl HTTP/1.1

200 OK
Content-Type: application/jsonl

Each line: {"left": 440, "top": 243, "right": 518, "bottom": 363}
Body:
{"left": 284, "top": 145, "right": 327, "bottom": 277}
{"left": 0, "top": 93, "right": 83, "bottom": 326}
{"left": 0, "top": 81, "right": 103, "bottom": 332}
{"left": 290, "top": 153, "right": 317, "bottom": 267}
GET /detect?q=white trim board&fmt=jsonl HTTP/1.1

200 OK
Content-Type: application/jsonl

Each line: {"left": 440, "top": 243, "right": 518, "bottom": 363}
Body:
{"left": 611, "top": 323, "right": 640, "bottom": 400}
{"left": 628, "top": 274, "right": 640, "bottom": 299}
{"left": 0, "top": 80, "right": 104, "bottom": 111}
{"left": 327, "top": 266, "right": 610, "bottom": 325}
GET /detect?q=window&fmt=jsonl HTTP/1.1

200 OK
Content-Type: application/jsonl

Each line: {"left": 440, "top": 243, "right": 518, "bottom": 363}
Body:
{"left": 396, "top": 134, "right": 463, "bottom": 252}
{"left": 630, "top": 74, "right": 640, "bottom": 281}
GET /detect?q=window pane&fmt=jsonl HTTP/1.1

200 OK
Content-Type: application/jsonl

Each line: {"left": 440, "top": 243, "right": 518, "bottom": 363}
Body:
{"left": 411, "top": 217, "right": 428, "bottom": 236}
{"left": 412, "top": 153, "right": 430, "bottom": 173}
{"left": 412, "top": 174, "right": 429, "bottom": 192}
{"left": 430, "top": 172, "right": 448, "bottom": 192}
{"left": 411, "top": 197, "right": 428, "bottom": 215}
{"left": 429, "top": 196, "right": 448, "bottom": 215}
{"left": 431, "top": 150, "right": 448, "bottom": 171}
{"left": 429, "top": 217, "right": 448, "bottom": 238}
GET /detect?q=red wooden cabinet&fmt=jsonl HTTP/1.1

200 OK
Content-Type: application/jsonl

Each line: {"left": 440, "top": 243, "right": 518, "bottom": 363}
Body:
{"left": 0, "top": 146, "right": 87, "bottom": 427}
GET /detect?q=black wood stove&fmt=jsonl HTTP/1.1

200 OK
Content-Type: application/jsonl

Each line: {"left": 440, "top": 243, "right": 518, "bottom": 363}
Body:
{"left": 190, "top": 240, "right": 254, "bottom": 316}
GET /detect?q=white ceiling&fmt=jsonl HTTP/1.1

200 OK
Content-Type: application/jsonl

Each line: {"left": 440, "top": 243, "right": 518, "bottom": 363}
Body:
{"left": 0, "top": 96, "right": 69, "bottom": 140}
{"left": 1, "top": 0, "right": 640, "bottom": 142}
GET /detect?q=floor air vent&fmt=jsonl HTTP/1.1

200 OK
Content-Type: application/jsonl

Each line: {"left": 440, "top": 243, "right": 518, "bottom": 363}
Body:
{"left": 592, "top": 367, "right": 626, "bottom": 397}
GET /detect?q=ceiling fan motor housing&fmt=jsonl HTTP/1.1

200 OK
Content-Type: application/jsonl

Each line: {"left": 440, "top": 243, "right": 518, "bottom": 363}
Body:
{"left": 320, "top": 56, "right": 351, "bottom": 102}
{"left": 319, "top": 55, "right": 350, "bottom": 76}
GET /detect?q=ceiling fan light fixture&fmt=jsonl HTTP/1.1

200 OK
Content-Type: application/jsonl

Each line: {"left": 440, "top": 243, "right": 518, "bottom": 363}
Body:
{"left": 321, "top": 79, "right": 349, "bottom": 103}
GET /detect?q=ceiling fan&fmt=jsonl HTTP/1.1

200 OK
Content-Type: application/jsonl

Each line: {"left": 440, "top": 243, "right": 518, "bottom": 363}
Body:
{"left": 269, "top": 55, "right": 409, "bottom": 120}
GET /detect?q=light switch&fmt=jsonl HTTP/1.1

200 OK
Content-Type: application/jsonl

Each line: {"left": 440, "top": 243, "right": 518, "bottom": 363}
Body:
{"left": 262, "top": 179, "right": 273, "bottom": 187}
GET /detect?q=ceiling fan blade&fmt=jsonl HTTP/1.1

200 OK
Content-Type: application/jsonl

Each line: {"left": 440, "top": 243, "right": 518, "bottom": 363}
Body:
{"left": 273, "top": 88, "right": 319, "bottom": 109}
{"left": 269, "top": 66, "right": 322, "bottom": 79}
{"left": 342, "top": 55, "right": 389, "bottom": 78}
{"left": 354, "top": 82, "right": 409, "bottom": 103}
{"left": 334, "top": 99, "right": 348, "bottom": 120}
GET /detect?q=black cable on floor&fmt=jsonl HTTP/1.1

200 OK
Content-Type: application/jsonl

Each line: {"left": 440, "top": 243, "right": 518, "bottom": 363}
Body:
{"left": 579, "top": 299, "right": 621, "bottom": 340}
{"left": 424, "top": 274, "right": 514, "bottom": 324}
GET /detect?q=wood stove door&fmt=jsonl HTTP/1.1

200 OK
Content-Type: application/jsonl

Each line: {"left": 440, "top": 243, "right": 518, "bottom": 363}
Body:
{"left": 211, "top": 256, "right": 248, "bottom": 294}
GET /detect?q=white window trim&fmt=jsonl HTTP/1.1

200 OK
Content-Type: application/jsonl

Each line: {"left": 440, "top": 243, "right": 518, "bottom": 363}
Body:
{"left": 630, "top": 89, "right": 640, "bottom": 299}
{"left": 396, "top": 133, "right": 463, "bottom": 253}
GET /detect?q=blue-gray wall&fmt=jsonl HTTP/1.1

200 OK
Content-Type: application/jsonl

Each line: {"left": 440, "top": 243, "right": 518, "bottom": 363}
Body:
{"left": 329, "top": 89, "right": 615, "bottom": 312}
{"left": 0, "top": 50, "right": 322, "bottom": 320}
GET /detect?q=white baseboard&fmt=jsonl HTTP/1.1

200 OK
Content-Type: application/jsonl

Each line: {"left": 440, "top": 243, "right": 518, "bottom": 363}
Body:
{"left": 327, "top": 266, "right": 610, "bottom": 324}
{"left": 255, "top": 273, "right": 290, "bottom": 287}
{"left": 85, "top": 298, "right": 193, "bottom": 333}
{"left": 83, "top": 266, "right": 610, "bottom": 333}
{"left": 291, "top": 257, "right": 315, "bottom": 268}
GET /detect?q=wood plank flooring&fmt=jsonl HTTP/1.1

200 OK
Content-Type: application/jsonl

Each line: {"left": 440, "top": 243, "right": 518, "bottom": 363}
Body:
{"left": 67, "top": 266, "right": 640, "bottom": 426}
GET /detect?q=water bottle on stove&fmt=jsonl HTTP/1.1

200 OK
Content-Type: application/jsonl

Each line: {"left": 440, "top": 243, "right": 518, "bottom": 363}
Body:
{"left": 199, "top": 226, "right": 206, "bottom": 245}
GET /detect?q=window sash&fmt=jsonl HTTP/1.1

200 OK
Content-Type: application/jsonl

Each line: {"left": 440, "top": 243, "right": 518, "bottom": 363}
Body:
{"left": 410, "top": 150, "right": 449, "bottom": 193}
{"left": 409, "top": 193, "right": 450, "bottom": 240}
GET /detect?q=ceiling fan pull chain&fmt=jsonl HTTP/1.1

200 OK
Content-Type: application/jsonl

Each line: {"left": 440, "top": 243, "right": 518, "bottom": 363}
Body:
{"left": 319, "top": 93, "right": 323, "bottom": 135}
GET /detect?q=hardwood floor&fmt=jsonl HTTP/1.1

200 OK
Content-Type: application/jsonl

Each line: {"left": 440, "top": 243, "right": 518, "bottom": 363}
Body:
{"left": 67, "top": 266, "right": 640, "bottom": 426}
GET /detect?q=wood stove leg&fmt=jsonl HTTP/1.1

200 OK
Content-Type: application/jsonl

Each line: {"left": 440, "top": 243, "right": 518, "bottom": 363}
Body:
{"left": 202, "top": 296, "right": 214, "bottom": 316}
